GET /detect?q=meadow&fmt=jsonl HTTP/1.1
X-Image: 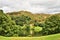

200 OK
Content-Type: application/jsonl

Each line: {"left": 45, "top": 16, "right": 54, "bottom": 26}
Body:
{"left": 0, "top": 33, "right": 60, "bottom": 40}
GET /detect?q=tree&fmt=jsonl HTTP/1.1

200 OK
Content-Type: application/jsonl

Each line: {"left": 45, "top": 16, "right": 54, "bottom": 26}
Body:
{"left": 33, "top": 26, "right": 42, "bottom": 35}
{"left": 10, "top": 15, "right": 31, "bottom": 26}
{"left": 0, "top": 10, "right": 22, "bottom": 37}
{"left": 42, "top": 14, "right": 60, "bottom": 35}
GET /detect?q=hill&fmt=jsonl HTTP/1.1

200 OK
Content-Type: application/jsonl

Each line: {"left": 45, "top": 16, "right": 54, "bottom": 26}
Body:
{"left": 7, "top": 11, "right": 52, "bottom": 22}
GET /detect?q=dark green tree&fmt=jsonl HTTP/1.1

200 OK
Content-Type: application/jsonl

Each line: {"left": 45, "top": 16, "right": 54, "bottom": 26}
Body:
{"left": 42, "top": 14, "right": 60, "bottom": 35}
{"left": 0, "top": 10, "right": 22, "bottom": 37}
{"left": 10, "top": 15, "right": 31, "bottom": 26}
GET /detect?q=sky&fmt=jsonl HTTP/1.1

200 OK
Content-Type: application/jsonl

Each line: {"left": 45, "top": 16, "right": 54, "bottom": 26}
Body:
{"left": 0, "top": 0, "right": 60, "bottom": 14}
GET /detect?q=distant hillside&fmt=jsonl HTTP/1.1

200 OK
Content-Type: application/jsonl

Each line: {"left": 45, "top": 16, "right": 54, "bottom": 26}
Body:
{"left": 7, "top": 11, "right": 52, "bottom": 22}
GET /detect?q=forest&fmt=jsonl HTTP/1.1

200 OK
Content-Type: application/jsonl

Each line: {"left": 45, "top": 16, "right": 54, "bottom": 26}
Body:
{"left": 0, "top": 10, "right": 60, "bottom": 37}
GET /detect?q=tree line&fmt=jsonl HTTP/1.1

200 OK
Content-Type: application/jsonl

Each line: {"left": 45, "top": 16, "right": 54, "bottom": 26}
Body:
{"left": 0, "top": 10, "right": 60, "bottom": 37}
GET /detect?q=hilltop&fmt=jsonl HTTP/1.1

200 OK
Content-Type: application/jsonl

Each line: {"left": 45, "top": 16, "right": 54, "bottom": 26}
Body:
{"left": 7, "top": 11, "right": 52, "bottom": 22}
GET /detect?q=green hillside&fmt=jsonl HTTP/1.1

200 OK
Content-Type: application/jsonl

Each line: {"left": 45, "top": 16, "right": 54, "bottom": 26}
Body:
{"left": 7, "top": 11, "right": 52, "bottom": 22}
{"left": 0, "top": 10, "right": 60, "bottom": 37}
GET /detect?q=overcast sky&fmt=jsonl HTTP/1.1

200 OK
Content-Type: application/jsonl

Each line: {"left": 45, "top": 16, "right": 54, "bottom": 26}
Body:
{"left": 0, "top": 0, "right": 60, "bottom": 14}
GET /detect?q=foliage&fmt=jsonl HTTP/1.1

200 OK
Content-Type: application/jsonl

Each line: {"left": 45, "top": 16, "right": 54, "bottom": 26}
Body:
{"left": 10, "top": 15, "right": 31, "bottom": 26}
{"left": 34, "top": 26, "right": 42, "bottom": 32}
{"left": 0, "top": 10, "right": 21, "bottom": 37}
{"left": 0, "top": 10, "right": 60, "bottom": 37}
{"left": 42, "top": 15, "right": 60, "bottom": 35}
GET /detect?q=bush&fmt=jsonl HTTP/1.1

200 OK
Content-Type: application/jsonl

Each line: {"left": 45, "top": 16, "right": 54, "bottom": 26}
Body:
{"left": 34, "top": 26, "right": 42, "bottom": 32}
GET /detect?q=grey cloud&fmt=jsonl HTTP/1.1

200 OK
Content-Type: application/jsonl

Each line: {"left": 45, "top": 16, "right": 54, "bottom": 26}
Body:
{"left": 0, "top": 0, "right": 60, "bottom": 13}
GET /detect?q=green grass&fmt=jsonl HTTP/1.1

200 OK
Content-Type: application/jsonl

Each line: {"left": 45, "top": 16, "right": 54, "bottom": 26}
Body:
{"left": 0, "top": 36, "right": 10, "bottom": 40}
{"left": 0, "top": 34, "right": 60, "bottom": 40}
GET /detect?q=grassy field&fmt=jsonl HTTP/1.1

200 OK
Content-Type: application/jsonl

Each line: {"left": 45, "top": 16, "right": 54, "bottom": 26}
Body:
{"left": 0, "top": 33, "right": 60, "bottom": 40}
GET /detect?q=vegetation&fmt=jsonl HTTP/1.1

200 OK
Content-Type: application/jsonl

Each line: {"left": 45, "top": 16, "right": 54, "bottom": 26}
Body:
{"left": 10, "top": 33, "right": 60, "bottom": 40}
{"left": 0, "top": 10, "right": 60, "bottom": 37}
{"left": 42, "top": 14, "right": 60, "bottom": 35}
{"left": 0, "top": 33, "right": 60, "bottom": 40}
